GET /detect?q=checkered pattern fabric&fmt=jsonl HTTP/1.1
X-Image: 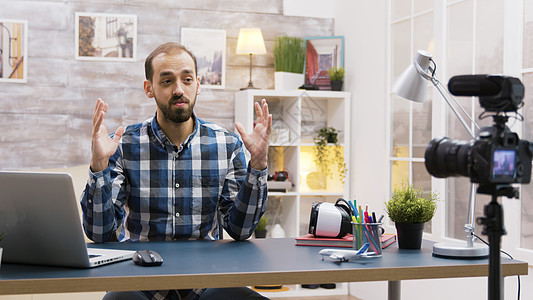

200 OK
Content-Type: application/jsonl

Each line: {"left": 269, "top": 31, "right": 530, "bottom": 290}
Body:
{"left": 80, "top": 115, "right": 268, "bottom": 299}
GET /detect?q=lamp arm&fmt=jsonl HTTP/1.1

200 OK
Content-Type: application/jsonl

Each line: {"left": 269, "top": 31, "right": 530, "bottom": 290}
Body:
{"left": 431, "top": 78, "right": 477, "bottom": 139}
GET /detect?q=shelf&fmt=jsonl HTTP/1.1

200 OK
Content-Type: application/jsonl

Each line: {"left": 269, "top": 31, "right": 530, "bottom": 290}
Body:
{"left": 235, "top": 89, "right": 351, "bottom": 296}
{"left": 254, "top": 283, "right": 348, "bottom": 298}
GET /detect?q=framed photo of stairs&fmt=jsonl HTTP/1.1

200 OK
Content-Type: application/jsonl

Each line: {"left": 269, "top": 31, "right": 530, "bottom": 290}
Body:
{"left": 303, "top": 36, "right": 344, "bottom": 90}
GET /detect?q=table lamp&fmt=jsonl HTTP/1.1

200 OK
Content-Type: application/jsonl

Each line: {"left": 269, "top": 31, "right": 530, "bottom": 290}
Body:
{"left": 392, "top": 50, "right": 489, "bottom": 258}
{"left": 236, "top": 28, "right": 267, "bottom": 90}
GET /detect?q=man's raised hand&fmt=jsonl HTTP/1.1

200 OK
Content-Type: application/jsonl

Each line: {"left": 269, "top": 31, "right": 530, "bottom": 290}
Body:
{"left": 235, "top": 99, "right": 272, "bottom": 171}
{"left": 90, "top": 98, "right": 125, "bottom": 172}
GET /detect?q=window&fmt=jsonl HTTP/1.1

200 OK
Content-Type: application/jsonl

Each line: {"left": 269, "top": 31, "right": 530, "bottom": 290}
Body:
{"left": 521, "top": 0, "right": 533, "bottom": 251}
{"left": 390, "top": 0, "right": 434, "bottom": 233}
{"left": 389, "top": 0, "right": 533, "bottom": 263}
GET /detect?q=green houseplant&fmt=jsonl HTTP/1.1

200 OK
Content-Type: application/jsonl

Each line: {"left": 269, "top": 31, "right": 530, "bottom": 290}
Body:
{"left": 385, "top": 181, "right": 439, "bottom": 249}
{"left": 313, "top": 127, "right": 347, "bottom": 183}
{"left": 327, "top": 67, "right": 345, "bottom": 91}
{"left": 273, "top": 36, "right": 305, "bottom": 90}
{"left": 254, "top": 216, "right": 269, "bottom": 238}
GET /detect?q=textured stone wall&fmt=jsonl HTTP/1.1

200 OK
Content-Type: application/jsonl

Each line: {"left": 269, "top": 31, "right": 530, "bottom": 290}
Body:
{"left": 0, "top": 0, "right": 334, "bottom": 170}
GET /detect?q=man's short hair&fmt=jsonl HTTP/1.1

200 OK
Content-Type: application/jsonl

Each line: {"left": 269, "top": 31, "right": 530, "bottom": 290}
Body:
{"left": 144, "top": 42, "right": 198, "bottom": 82}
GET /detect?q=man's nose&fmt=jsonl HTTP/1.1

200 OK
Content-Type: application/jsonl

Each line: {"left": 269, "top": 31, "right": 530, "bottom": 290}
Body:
{"left": 173, "top": 82, "right": 184, "bottom": 96}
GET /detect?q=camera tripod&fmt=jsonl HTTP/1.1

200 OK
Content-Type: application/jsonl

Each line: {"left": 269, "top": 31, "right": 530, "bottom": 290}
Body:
{"left": 476, "top": 184, "right": 518, "bottom": 300}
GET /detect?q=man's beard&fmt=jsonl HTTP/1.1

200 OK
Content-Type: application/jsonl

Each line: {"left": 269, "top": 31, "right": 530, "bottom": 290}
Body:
{"left": 157, "top": 93, "right": 195, "bottom": 124}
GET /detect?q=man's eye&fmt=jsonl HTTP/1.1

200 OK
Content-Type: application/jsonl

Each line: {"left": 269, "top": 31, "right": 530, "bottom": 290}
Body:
{"left": 161, "top": 80, "right": 172, "bottom": 85}
{"left": 184, "top": 78, "right": 193, "bottom": 83}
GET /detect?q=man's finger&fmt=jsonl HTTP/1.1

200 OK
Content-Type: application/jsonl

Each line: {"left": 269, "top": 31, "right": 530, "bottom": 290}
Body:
{"left": 112, "top": 126, "right": 125, "bottom": 143}
{"left": 254, "top": 101, "right": 263, "bottom": 119}
{"left": 234, "top": 122, "right": 247, "bottom": 139}
{"left": 93, "top": 99, "right": 102, "bottom": 124}
{"left": 93, "top": 111, "right": 106, "bottom": 138}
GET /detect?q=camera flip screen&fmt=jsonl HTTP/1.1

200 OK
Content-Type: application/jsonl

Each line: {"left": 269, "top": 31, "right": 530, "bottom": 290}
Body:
{"left": 492, "top": 149, "right": 516, "bottom": 179}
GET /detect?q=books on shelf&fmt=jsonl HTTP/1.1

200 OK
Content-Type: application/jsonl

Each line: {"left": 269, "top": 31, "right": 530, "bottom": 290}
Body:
{"left": 295, "top": 233, "right": 396, "bottom": 249}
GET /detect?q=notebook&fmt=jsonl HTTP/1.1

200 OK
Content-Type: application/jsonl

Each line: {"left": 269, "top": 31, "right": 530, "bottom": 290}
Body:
{"left": 0, "top": 171, "right": 135, "bottom": 268}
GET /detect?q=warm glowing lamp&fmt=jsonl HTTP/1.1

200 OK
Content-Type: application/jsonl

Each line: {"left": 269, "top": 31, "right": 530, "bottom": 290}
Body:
{"left": 236, "top": 28, "right": 267, "bottom": 90}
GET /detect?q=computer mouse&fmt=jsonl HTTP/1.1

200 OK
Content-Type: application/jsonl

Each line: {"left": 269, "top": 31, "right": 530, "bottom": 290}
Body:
{"left": 132, "top": 250, "right": 163, "bottom": 266}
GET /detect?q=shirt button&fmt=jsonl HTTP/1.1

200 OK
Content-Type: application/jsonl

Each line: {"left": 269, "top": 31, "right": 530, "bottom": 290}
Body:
{"left": 175, "top": 212, "right": 180, "bottom": 217}
{"left": 175, "top": 183, "right": 180, "bottom": 188}
{"left": 88, "top": 199, "right": 92, "bottom": 204}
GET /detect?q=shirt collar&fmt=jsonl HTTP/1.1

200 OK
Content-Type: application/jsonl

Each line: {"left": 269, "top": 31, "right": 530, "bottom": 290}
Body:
{"left": 150, "top": 112, "right": 199, "bottom": 150}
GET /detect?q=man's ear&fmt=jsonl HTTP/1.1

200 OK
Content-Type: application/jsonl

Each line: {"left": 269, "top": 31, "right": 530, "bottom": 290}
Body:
{"left": 196, "top": 76, "right": 201, "bottom": 95}
{"left": 144, "top": 80, "right": 154, "bottom": 98}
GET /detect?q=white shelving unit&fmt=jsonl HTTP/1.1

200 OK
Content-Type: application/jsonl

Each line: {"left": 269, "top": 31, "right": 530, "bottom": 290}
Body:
{"left": 235, "top": 89, "right": 351, "bottom": 297}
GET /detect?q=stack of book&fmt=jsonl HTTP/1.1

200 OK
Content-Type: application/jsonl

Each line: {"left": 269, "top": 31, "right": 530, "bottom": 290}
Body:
{"left": 295, "top": 233, "right": 396, "bottom": 248}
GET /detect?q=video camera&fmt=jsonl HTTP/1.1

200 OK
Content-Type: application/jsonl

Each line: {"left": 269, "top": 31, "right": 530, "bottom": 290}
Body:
{"left": 424, "top": 75, "right": 533, "bottom": 196}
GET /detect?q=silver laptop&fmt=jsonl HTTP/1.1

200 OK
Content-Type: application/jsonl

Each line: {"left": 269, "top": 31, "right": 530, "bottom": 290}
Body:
{"left": 0, "top": 171, "right": 135, "bottom": 268}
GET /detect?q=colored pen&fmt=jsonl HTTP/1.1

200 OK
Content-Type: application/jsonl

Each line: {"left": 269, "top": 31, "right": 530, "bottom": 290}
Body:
{"left": 348, "top": 200, "right": 356, "bottom": 216}
{"left": 372, "top": 212, "right": 377, "bottom": 224}
{"left": 378, "top": 214, "right": 384, "bottom": 223}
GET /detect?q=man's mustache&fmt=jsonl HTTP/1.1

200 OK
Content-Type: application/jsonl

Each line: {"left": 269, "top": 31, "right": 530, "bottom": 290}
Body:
{"left": 170, "top": 95, "right": 189, "bottom": 104}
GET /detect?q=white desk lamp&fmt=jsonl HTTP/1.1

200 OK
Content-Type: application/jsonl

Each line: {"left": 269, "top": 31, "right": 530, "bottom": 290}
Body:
{"left": 392, "top": 50, "right": 489, "bottom": 258}
{"left": 236, "top": 28, "right": 267, "bottom": 90}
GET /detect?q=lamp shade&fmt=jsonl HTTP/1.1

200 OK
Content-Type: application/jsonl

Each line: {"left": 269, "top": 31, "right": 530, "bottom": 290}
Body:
{"left": 236, "top": 28, "right": 267, "bottom": 55}
{"left": 392, "top": 50, "right": 433, "bottom": 102}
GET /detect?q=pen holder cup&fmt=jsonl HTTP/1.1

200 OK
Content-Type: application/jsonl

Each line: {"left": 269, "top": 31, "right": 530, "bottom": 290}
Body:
{"left": 352, "top": 222, "right": 384, "bottom": 257}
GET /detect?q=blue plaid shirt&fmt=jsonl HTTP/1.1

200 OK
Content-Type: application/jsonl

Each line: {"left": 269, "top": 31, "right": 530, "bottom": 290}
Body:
{"left": 81, "top": 114, "right": 268, "bottom": 243}
{"left": 80, "top": 115, "right": 268, "bottom": 299}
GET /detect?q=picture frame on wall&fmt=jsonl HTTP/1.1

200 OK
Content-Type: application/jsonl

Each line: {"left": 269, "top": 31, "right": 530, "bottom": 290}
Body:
{"left": 75, "top": 12, "right": 137, "bottom": 62}
{"left": 304, "top": 36, "right": 344, "bottom": 90}
{"left": 0, "top": 19, "right": 28, "bottom": 83}
{"left": 181, "top": 28, "right": 226, "bottom": 89}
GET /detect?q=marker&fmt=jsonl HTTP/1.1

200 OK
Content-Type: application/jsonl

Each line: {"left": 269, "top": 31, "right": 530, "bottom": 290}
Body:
{"left": 372, "top": 212, "right": 377, "bottom": 224}
{"left": 378, "top": 215, "right": 384, "bottom": 223}
{"left": 348, "top": 201, "right": 356, "bottom": 216}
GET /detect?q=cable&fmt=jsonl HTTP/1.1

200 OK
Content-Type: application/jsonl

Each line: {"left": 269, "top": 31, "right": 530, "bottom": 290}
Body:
{"left": 473, "top": 233, "right": 521, "bottom": 300}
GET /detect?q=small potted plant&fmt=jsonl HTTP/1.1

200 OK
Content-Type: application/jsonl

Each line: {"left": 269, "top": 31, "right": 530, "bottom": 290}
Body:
{"left": 273, "top": 36, "right": 305, "bottom": 90}
{"left": 254, "top": 216, "right": 269, "bottom": 238}
{"left": 313, "top": 127, "right": 347, "bottom": 183}
{"left": 327, "top": 67, "right": 344, "bottom": 91}
{"left": 385, "top": 181, "right": 438, "bottom": 249}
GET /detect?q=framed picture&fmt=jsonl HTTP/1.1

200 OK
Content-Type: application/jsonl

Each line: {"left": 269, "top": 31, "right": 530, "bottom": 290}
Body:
{"left": 75, "top": 12, "right": 137, "bottom": 62}
{"left": 304, "top": 36, "right": 344, "bottom": 90}
{"left": 181, "top": 28, "right": 226, "bottom": 89}
{"left": 0, "top": 19, "right": 28, "bottom": 83}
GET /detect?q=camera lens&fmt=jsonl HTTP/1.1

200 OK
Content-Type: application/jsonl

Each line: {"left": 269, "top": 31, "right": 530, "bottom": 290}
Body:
{"left": 425, "top": 137, "right": 473, "bottom": 178}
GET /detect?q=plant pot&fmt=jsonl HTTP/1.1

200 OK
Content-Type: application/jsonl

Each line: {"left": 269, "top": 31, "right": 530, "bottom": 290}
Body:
{"left": 330, "top": 80, "right": 343, "bottom": 91}
{"left": 395, "top": 222, "right": 424, "bottom": 249}
{"left": 275, "top": 72, "right": 304, "bottom": 90}
{"left": 254, "top": 229, "right": 267, "bottom": 239}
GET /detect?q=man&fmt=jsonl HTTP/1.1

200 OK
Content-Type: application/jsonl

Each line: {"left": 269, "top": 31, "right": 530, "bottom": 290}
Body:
{"left": 81, "top": 42, "right": 271, "bottom": 299}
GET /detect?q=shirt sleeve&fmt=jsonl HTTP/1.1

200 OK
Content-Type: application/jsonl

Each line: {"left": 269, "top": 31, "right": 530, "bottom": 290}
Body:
{"left": 80, "top": 150, "right": 127, "bottom": 243}
{"left": 220, "top": 139, "right": 268, "bottom": 241}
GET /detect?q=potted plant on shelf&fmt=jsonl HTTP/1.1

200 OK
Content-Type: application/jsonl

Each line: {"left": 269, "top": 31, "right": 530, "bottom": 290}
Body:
{"left": 312, "top": 127, "right": 347, "bottom": 184}
{"left": 384, "top": 181, "right": 439, "bottom": 249}
{"left": 327, "top": 67, "right": 344, "bottom": 91}
{"left": 273, "top": 36, "right": 305, "bottom": 90}
{"left": 254, "top": 216, "right": 269, "bottom": 238}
